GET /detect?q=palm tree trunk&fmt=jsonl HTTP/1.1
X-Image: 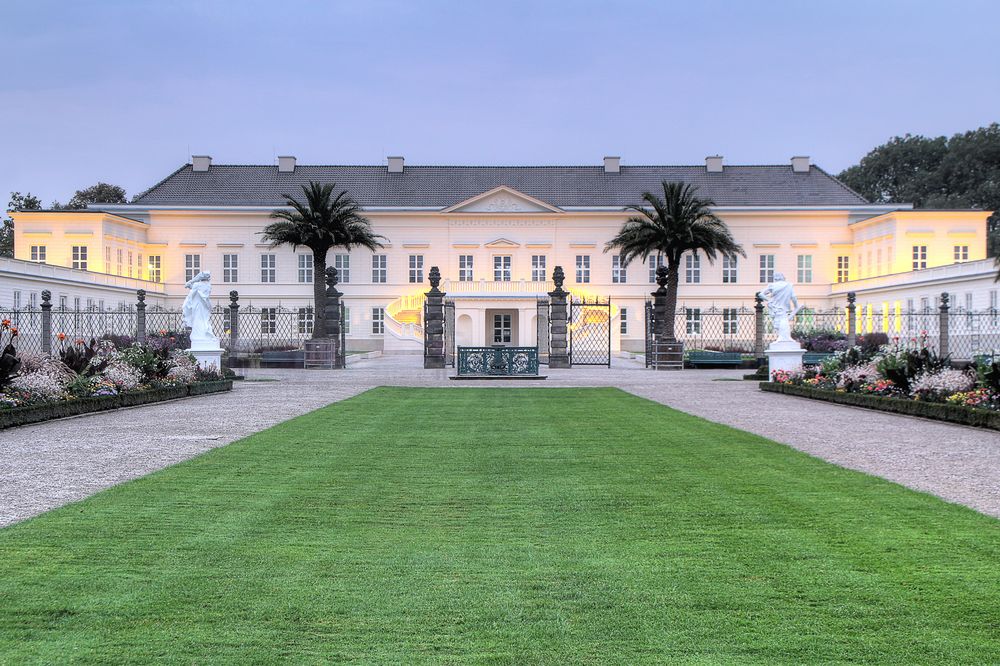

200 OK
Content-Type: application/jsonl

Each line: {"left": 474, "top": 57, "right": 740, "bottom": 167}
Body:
{"left": 312, "top": 249, "right": 328, "bottom": 340}
{"left": 663, "top": 260, "right": 680, "bottom": 341}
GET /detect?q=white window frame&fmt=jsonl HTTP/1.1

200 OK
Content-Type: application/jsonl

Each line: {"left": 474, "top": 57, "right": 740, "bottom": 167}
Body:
{"left": 372, "top": 254, "right": 387, "bottom": 283}
{"left": 648, "top": 255, "right": 665, "bottom": 283}
{"left": 797, "top": 254, "right": 813, "bottom": 283}
{"left": 458, "top": 255, "right": 474, "bottom": 281}
{"left": 408, "top": 255, "right": 423, "bottom": 284}
{"left": 575, "top": 255, "right": 590, "bottom": 283}
{"left": 836, "top": 255, "right": 849, "bottom": 283}
{"left": 492, "top": 313, "right": 512, "bottom": 344}
{"left": 297, "top": 254, "right": 314, "bottom": 283}
{"left": 30, "top": 245, "right": 46, "bottom": 263}
{"left": 722, "top": 255, "right": 737, "bottom": 283}
{"left": 372, "top": 307, "right": 385, "bottom": 335}
{"left": 723, "top": 308, "right": 738, "bottom": 335}
{"left": 912, "top": 245, "right": 927, "bottom": 270}
{"left": 619, "top": 307, "right": 628, "bottom": 335}
{"left": 334, "top": 254, "right": 350, "bottom": 283}
{"left": 72, "top": 245, "right": 88, "bottom": 271}
{"left": 260, "top": 254, "right": 276, "bottom": 283}
{"left": 493, "top": 255, "right": 512, "bottom": 282}
{"left": 223, "top": 254, "right": 239, "bottom": 283}
{"left": 954, "top": 245, "right": 969, "bottom": 262}
{"left": 531, "top": 255, "right": 546, "bottom": 282}
{"left": 759, "top": 254, "right": 774, "bottom": 283}
{"left": 685, "top": 253, "right": 701, "bottom": 283}
{"left": 185, "top": 254, "right": 202, "bottom": 282}
{"left": 260, "top": 307, "right": 277, "bottom": 335}
{"left": 612, "top": 255, "right": 627, "bottom": 284}
{"left": 297, "top": 306, "right": 314, "bottom": 335}
{"left": 685, "top": 308, "right": 702, "bottom": 335}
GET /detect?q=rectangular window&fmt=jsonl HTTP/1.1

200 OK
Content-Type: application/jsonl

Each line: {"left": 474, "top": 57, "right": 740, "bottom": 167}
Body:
{"left": 72, "top": 246, "right": 88, "bottom": 271}
{"left": 531, "top": 255, "right": 546, "bottom": 282}
{"left": 493, "top": 255, "right": 511, "bottom": 282}
{"left": 954, "top": 245, "right": 969, "bottom": 262}
{"left": 260, "top": 254, "right": 276, "bottom": 283}
{"left": 223, "top": 254, "right": 239, "bottom": 283}
{"left": 612, "top": 255, "right": 627, "bottom": 284}
{"left": 493, "top": 313, "right": 512, "bottom": 344}
{"left": 575, "top": 255, "right": 590, "bottom": 283}
{"left": 185, "top": 254, "right": 201, "bottom": 282}
{"left": 30, "top": 245, "right": 46, "bottom": 262}
{"left": 685, "top": 308, "right": 702, "bottom": 334}
{"left": 116, "top": 248, "right": 123, "bottom": 275}
{"left": 29, "top": 292, "right": 37, "bottom": 308}
{"left": 836, "top": 256, "right": 849, "bottom": 283}
{"left": 343, "top": 307, "right": 351, "bottom": 336}
{"left": 408, "top": 255, "right": 423, "bottom": 283}
{"left": 722, "top": 255, "right": 737, "bottom": 283}
{"left": 372, "top": 307, "right": 385, "bottom": 335}
{"left": 759, "top": 254, "right": 774, "bottom": 283}
{"left": 685, "top": 253, "right": 701, "bottom": 283}
{"left": 920, "top": 296, "right": 930, "bottom": 312}
{"left": 297, "top": 254, "right": 313, "bottom": 283}
{"left": 372, "top": 254, "right": 387, "bottom": 283}
{"left": 59, "top": 295, "right": 67, "bottom": 309}
{"left": 796, "top": 255, "right": 813, "bottom": 283}
{"left": 991, "top": 291, "right": 998, "bottom": 325}
{"left": 137, "top": 253, "right": 143, "bottom": 279}
{"left": 649, "top": 255, "right": 665, "bottom": 283}
{"left": 619, "top": 307, "right": 628, "bottom": 335}
{"left": 147, "top": 255, "right": 162, "bottom": 283}
{"left": 906, "top": 298, "right": 914, "bottom": 313}
{"left": 260, "top": 307, "right": 277, "bottom": 335}
{"left": 297, "top": 307, "right": 314, "bottom": 335}
{"left": 105, "top": 246, "right": 111, "bottom": 265}
{"left": 334, "top": 254, "right": 350, "bottom": 283}
{"left": 12, "top": 291, "right": 21, "bottom": 309}
{"left": 912, "top": 245, "right": 927, "bottom": 270}
{"left": 723, "top": 308, "right": 739, "bottom": 335}
{"left": 73, "top": 296, "right": 80, "bottom": 310}
{"left": 86, "top": 298, "right": 94, "bottom": 310}
{"left": 127, "top": 251, "right": 133, "bottom": 278}
{"left": 458, "top": 255, "right": 474, "bottom": 281}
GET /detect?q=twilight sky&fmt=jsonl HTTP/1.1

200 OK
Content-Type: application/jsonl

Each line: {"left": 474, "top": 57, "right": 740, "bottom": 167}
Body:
{"left": 3, "top": 0, "right": 999, "bottom": 206}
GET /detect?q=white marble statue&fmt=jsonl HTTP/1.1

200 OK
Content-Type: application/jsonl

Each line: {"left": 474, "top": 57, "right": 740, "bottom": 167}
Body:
{"left": 757, "top": 272, "right": 800, "bottom": 343}
{"left": 182, "top": 271, "right": 218, "bottom": 349}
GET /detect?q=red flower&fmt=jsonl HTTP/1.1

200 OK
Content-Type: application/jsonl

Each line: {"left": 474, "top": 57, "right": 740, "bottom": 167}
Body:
{"left": 1, "top": 319, "right": 9, "bottom": 329}
{"left": 9, "top": 327, "right": 17, "bottom": 337}
{"left": 57, "top": 332, "right": 66, "bottom": 341}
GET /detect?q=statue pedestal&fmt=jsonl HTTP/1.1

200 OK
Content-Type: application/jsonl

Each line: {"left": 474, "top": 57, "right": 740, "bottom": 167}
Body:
{"left": 188, "top": 339, "right": 224, "bottom": 372}
{"left": 764, "top": 340, "right": 804, "bottom": 378}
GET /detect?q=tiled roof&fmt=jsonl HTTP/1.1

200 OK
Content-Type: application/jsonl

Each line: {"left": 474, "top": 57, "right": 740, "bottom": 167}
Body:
{"left": 132, "top": 163, "right": 869, "bottom": 208}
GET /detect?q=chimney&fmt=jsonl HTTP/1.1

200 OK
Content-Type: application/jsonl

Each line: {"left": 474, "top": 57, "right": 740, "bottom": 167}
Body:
{"left": 705, "top": 155, "right": 724, "bottom": 173}
{"left": 387, "top": 156, "right": 404, "bottom": 173}
{"left": 277, "top": 155, "right": 296, "bottom": 172}
{"left": 791, "top": 155, "right": 810, "bottom": 173}
{"left": 603, "top": 156, "right": 620, "bottom": 173}
{"left": 192, "top": 155, "right": 212, "bottom": 172}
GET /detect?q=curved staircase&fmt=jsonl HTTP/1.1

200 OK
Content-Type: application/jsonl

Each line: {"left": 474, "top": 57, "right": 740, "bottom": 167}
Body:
{"left": 384, "top": 293, "right": 425, "bottom": 353}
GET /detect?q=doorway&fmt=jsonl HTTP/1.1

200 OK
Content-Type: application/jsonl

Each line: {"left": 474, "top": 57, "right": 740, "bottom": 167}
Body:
{"left": 485, "top": 309, "right": 518, "bottom": 346}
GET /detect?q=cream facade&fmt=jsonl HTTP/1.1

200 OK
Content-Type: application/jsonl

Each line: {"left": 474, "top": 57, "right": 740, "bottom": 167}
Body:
{"left": 6, "top": 157, "right": 992, "bottom": 352}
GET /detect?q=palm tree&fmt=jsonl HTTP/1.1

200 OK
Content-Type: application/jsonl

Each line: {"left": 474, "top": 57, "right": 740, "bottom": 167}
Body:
{"left": 604, "top": 181, "right": 745, "bottom": 341}
{"left": 263, "top": 182, "right": 385, "bottom": 338}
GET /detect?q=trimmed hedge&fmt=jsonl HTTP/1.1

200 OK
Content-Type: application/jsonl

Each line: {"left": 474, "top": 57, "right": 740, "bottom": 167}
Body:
{"left": 0, "top": 380, "right": 233, "bottom": 430}
{"left": 760, "top": 382, "right": 1000, "bottom": 431}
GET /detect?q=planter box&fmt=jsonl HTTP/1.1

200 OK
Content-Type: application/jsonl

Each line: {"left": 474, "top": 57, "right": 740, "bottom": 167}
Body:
{"left": 0, "top": 380, "right": 233, "bottom": 430}
{"left": 760, "top": 382, "right": 1000, "bottom": 431}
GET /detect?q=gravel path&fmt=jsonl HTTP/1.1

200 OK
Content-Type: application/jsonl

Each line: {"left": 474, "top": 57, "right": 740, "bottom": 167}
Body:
{"left": 2, "top": 355, "right": 999, "bottom": 527}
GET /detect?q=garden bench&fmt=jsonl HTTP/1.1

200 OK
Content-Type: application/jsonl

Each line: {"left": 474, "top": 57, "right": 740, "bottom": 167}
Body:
{"left": 687, "top": 351, "right": 743, "bottom": 368}
{"left": 802, "top": 352, "right": 834, "bottom": 366}
{"left": 260, "top": 350, "right": 305, "bottom": 368}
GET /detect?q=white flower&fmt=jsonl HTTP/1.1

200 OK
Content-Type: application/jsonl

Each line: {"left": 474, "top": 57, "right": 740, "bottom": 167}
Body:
{"left": 100, "top": 361, "right": 144, "bottom": 391}
{"left": 9, "top": 371, "right": 66, "bottom": 400}
{"left": 910, "top": 369, "right": 974, "bottom": 397}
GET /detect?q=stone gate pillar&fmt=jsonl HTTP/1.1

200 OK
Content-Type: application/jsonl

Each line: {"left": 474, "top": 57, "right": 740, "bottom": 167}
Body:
{"left": 324, "top": 267, "right": 343, "bottom": 366}
{"left": 424, "top": 266, "right": 446, "bottom": 369}
{"left": 40, "top": 290, "right": 52, "bottom": 356}
{"left": 847, "top": 292, "right": 857, "bottom": 348}
{"left": 548, "top": 266, "right": 570, "bottom": 368}
{"left": 939, "top": 292, "right": 950, "bottom": 359}
{"left": 228, "top": 290, "right": 240, "bottom": 353}
{"left": 135, "top": 289, "right": 147, "bottom": 345}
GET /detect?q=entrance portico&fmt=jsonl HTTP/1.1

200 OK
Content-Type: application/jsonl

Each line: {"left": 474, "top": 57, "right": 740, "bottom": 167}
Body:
{"left": 454, "top": 298, "right": 537, "bottom": 348}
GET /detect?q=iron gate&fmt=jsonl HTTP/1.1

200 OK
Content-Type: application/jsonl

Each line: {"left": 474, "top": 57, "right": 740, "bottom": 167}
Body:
{"left": 536, "top": 298, "right": 550, "bottom": 364}
{"left": 569, "top": 298, "right": 612, "bottom": 367}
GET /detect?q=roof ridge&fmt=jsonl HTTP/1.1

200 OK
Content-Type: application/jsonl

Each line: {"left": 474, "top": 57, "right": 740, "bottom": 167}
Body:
{"left": 198, "top": 163, "right": 810, "bottom": 169}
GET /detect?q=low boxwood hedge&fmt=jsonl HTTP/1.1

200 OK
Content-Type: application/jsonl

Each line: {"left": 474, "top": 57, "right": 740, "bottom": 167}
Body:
{"left": 0, "top": 380, "right": 233, "bottom": 430}
{"left": 760, "top": 382, "right": 1000, "bottom": 431}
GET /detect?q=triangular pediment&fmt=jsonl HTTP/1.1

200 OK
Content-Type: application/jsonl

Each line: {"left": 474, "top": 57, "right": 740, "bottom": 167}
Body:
{"left": 443, "top": 186, "right": 563, "bottom": 214}
{"left": 484, "top": 238, "right": 520, "bottom": 249}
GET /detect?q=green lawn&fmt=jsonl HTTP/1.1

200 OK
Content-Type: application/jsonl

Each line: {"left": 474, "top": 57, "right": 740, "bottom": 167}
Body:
{"left": 1, "top": 388, "right": 999, "bottom": 664}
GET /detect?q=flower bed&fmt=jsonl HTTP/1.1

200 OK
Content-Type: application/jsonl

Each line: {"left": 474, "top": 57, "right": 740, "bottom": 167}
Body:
{"left": 760, "top": 382, "right": 1000, "bottom": 431}
{"left": 761, "top": 337, "right": 1000, "bottom": 429}
{"left": 0, "top": 321, "right": 234, "bottom": 429}
{"left": 0, "top": 380, "right": 232, "bottom": 430}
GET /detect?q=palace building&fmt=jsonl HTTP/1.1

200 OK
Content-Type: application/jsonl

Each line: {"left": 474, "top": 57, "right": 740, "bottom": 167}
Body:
{"left": 5, "top": 155, "right": 992, "bottom": 353}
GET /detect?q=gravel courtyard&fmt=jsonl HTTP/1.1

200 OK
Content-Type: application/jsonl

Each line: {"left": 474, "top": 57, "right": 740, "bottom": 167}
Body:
{"left": 2, "top": 354, "right": 999, "bottom": 526}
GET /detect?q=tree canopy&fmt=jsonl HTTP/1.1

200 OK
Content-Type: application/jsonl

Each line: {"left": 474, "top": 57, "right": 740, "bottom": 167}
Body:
{"left": 53, "top": 182, "right": 128, "bottom": 210}
{"left": 838, "top": 124, "right": 1000, "bottom": 252}
{"left": 1, "top": 192, "right": 43, "bottom": 257}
